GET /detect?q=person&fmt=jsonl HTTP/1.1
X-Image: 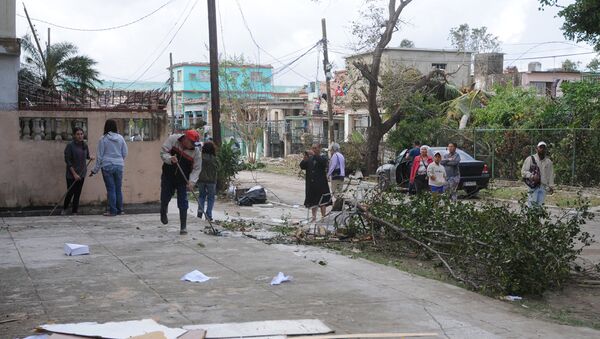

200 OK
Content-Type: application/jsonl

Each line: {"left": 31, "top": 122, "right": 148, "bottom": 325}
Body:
{"left": 405, "top": 141, "right": 421, "bottom": 193}
{"left": 63, "top": 127, "right": 94, "bottom": 215}
{"left": 406, "top": 141, "right": 421, "bottom": 160}
{"left": 521, "top": 141, "right": 554, "bottom": 206}
{"left": 327, "top": 143, "right": 345, "bottom": 202}
{"left": 427, "top": 151, "right": 447, "bottom": 195}
{"left": 90, "top": 119, "right": 128, "bottom": 216}
{"left": 409, "top": 145, "right": 433, "bottom": 194}
{"left": 160, "top": 130, "right": 202, "bottom": 235}
{"left": 441, "top": 142, "right": 461, "bottom": 201}
{"left": 197, "top": 141, "right": 217, "bottom": 221}
{"left": 300, "top": 143, "right": 331, "bottom": 222}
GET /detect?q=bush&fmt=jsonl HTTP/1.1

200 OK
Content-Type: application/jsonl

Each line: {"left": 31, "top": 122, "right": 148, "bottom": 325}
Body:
{"left": 216, "top": 139, "right": 241, "bottom": 191}
{"left": 365, "top": 192, "right": 595, "bottom": 295}
{"left": 339, "top": 131, "right": 367, "bottom": 174}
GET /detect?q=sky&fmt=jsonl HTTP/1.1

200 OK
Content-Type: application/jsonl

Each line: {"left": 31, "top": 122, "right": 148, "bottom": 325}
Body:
{"left": 15, "top": 0, "right": 597, "bottom": 87}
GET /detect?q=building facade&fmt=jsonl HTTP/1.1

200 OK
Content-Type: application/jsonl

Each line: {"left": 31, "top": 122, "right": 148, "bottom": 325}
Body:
{"left": 169, "top": 62, "right": 273, "bottom": 129}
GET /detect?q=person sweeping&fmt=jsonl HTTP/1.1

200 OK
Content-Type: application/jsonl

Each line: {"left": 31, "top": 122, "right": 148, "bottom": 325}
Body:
{"left": 159, "top": 130, "right": 202, "bottom": 235}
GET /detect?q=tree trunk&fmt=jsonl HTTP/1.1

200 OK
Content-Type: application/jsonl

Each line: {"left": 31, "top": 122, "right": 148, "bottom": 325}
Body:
{"left": 365, "top": 125, "right": 383, "bottom": 175}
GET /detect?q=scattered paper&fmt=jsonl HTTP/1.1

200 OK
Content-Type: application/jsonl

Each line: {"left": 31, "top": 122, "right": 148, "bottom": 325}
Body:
{"left": 270, "top": 272, "right": 292, "bottom": 285}
{"left": 181, "top": 270, "right": 211, "bottom": 283}
{"left": 38, "top": 319, "right": 186, "bottom": 339}
{"left": 63, "top": 243, "right": 90, "bottom": 256}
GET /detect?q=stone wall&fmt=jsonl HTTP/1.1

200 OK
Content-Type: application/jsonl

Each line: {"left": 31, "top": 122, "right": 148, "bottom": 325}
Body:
{"left": 0, "top": 110, "right": 168, "bottom": 208}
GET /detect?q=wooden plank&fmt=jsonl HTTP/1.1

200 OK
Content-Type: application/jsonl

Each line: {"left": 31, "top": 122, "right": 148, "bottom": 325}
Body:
{"left": 289, "top": 333, "right": 438, "bottom": 339}
{"left": 183, "top": 319, "right": 333, "bottom": 338}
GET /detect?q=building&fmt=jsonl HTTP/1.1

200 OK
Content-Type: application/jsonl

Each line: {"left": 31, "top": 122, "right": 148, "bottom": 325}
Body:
{"left": 0, "top": 0, "right": 19, "bottom": 110}
{"left": 474, "top": 54, "right": 582, "bottom": 97}
{"left": 169, "top": 62, "right": 273, "bottom": 129}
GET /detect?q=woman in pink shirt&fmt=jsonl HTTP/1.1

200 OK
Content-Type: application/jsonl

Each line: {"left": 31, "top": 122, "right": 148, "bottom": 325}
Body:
{"left": 409, "top": 145, "right": 433, "bottom": 194}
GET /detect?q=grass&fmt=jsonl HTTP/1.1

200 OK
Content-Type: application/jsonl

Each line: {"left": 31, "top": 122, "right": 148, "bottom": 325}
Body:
{"left": 480, "top": 186, "right": 600, "bottom": 207}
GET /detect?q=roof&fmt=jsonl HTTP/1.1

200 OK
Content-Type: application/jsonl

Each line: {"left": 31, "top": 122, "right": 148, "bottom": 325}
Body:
{"left": 170, "top": 62, "right": 273, "bottom": 69}
{"left": 346, "top": 47, "right": 473, "bottom": 59}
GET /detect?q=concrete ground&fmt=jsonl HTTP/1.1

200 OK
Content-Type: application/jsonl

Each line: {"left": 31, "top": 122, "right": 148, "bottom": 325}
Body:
{"left": 2, "top": 171, "right": 600, "bottom": 338}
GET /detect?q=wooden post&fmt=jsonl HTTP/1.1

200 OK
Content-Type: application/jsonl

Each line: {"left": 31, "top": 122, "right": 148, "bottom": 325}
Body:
{"left": 321, "top": 18, "right": 334, "bottom": 144}
{"left": 208, "top": 0, "right": 221, "bottom": 146}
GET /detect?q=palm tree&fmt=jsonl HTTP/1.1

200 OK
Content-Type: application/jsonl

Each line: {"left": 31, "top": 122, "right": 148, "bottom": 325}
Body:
{"left": 20, "top": 34, "right": 101, "bottom": 100}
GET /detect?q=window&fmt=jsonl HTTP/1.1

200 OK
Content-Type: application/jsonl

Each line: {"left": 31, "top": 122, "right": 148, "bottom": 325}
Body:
{"left": 189, "top": 73, "right": 197, "bottom": 81}
{"left": 176, "top": 70, "right": 182, "bottom": 82}
{"left": 199, "top": 70, "right": 210, "bottom": 81}
{"left": 432, "top": 63, "right": 447, "bottom": 70}
{"left": 250, "top": 71, "right": 262, "bottom": 81}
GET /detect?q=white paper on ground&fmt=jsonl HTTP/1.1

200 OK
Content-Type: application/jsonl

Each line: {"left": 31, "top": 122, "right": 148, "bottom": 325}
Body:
{"left": 22, "top": 335, "right": 49, "bottom": 339}
{"left": 270, "top": 272, "right": 292, "bottom": 285}
{"left": 63, "top": 243, "right": 90, "bottom": 256}
{"left": 180, "top": 270, "right": 211, "bottom": 283}
{"left": 38, "top": 319, "right": 186, "bottom": 339}
{"left": 183, "top": 319, "right": 333, "bottom": 338}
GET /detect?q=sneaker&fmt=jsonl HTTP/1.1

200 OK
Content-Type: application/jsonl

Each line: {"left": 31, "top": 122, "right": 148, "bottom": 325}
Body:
{"left": 103, "top": 212, "right": 116, "bottom": 217}
{"left": 179, "top": 228, "right": 188, "bottom": 235}
{"left": 160, "top": 211, "right": 168, "bottom": 225}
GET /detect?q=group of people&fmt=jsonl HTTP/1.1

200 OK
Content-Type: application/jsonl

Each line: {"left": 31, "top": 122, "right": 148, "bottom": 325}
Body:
{"left": 407, "top": 141, "right": 461, "bottom": 201}
{"left": 299, "top": 143, "right": 346, "bottom": 222}
{"left": 62, "top": 121, "right": 555, "bottom": 233}
{"left": 62, "top": 121, "right": 218, "bottom": 234}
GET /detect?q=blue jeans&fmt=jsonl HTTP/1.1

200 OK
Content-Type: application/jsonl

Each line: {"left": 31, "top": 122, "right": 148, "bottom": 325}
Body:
{"left": 528, "top": 186, "right": 546, "bottom": 207}
{"left": 197, "top": 182, "right": 217, "bottom": 219}
{"left": 101, "top": 165, "right": 124, "bottom": 215}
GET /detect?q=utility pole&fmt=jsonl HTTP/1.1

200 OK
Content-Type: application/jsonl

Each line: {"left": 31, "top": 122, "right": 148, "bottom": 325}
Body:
{"left": 321, "top": 18, "right": 334, "bottom": 144}
{"left": 169, "top": 52, "right": 176, "bottom": 133}
{"left": 47, "top": 27, "right": 50, "bottom": 56}
{"left": 23, "top": 4, "right": 46, "bottom": 67}
{"left": 207, "top": 0, "right": 221, "bottom": 146}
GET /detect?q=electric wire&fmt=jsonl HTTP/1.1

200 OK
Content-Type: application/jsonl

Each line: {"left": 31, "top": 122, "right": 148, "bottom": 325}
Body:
{"left": 17, "top": 0, "right": 176, "bottom": 32}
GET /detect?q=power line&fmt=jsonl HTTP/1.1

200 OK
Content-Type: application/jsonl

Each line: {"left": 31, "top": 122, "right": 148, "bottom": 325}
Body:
{"left": 16, "top": 0, "right": 176, "bottom": 32}
{"left": 505, "top": 51, "right": 597, "bottom": 62}
{"left": 122, "top": 0, "right": 199, "bottom": 90}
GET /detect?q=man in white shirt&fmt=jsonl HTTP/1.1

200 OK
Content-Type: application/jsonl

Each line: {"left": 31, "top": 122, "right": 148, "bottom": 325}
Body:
{"left": 521, "top": 141, "right": 554, "bottom": 206}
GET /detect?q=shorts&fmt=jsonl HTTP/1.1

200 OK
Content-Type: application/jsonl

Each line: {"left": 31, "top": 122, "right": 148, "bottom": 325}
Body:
{"left": 431, "top": 185, "right": 444, "bottom": 193}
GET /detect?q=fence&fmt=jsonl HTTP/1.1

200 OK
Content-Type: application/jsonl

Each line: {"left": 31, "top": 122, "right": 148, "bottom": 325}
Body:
{"left": 414, "top": 128, "right": 600, "bottom": 187}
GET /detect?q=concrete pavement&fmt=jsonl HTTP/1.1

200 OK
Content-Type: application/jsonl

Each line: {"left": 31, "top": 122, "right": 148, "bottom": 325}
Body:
{"left": 2, "top": 210, "right": 600, "bottom": 338}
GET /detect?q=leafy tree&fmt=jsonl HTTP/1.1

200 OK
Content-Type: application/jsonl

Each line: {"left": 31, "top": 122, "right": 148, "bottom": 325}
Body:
{"left": 448, "top": 23, "right": 501, "bottom": 53}
{"left": 539, "top": 0, "right": 600, "bottom": 51}
{"left": 586, "top": 57, "right": 600, "bottom": 72}
{"left": 20, "top": 34, "right": 101, "bottom": 98}
{"left": 399, "top": 39, "right": 415, "bottom": 48}
{"left": 561, "top": 58, "right": 580, "bottom": 71}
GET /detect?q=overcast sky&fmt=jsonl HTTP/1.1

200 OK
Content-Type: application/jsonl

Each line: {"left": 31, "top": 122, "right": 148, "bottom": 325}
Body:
{"left": 15, "top": 0, "right": 597, "bottom": 87}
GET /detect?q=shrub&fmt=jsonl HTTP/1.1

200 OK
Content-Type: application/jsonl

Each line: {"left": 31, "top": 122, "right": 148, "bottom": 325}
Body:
{"left": 365, "top": 192, "right": 595, "bottom": 295}
{"left": 216, "top": 139, "right": 241, "bottom": 191}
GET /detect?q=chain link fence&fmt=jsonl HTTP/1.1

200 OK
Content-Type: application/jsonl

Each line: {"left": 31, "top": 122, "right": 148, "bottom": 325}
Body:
{"left": 416, "top": 128, "right": 600, "bottom": 187}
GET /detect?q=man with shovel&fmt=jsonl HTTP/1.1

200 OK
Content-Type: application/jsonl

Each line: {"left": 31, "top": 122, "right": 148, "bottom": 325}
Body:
{"left": 159, "top": 130, "right": 202, "bottom": 234}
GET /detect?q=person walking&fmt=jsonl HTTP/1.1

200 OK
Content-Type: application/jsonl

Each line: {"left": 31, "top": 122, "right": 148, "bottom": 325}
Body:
{"left": 427, "top": 151, "right": 447, "bottom": 195}
{"left": 63, "top": 127, "right": 94, "bottom": 215}
{"left": 409, "top": 145, "right": 433, "bottom": 194}
{"left": 327, "top": 143, "right": 345, "bottom": 203}
{"left": 300, "top": 144, "right": 331, "bottom": 222}
{"left": 90, "top": 119, "right": 128, "bottom": 216}
{"left": 405, "top": 141, "right": 421, "bottom": 193}
{"left": 196, "top": 141, "right": 217, "bottom": 221}
{"left": 441, "top": 142, "right": 461, "bottom": 201}
{"left": 160, "top": 130, "right": 202, "bottom": 234}
{"left": 521, "top": 141, "right": 554, "bottom": 206}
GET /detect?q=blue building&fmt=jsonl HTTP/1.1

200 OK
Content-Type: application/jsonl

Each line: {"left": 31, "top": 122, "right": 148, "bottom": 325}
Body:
{"left": 170, "top": 62, "right": 273, "bottom": 129}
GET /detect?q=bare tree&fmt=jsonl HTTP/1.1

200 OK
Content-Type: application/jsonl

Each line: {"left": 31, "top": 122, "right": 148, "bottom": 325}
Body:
{"left": 349, "top": 0, "right": 414, "bottom": 174}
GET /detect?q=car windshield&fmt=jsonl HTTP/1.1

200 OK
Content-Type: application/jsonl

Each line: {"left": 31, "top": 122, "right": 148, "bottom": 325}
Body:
{"left": 428, "top": 148, "right": 475, "bottom": 161}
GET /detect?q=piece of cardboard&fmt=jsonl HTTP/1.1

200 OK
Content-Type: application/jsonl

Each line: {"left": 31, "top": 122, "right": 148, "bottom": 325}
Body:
{"left": 64, "top": 243, "right": 90, "bottom": 256}
{"left": 183, "top": 319, "right": 333, "bottom": 338}
{"left": 48, "top": 334, "right": 87, "bottom": 339}
{"left": 129, "top": 331, "right": 167, "bottom": 339}
{"left": 39, "top": 319, "right": 186, "bottom": 339}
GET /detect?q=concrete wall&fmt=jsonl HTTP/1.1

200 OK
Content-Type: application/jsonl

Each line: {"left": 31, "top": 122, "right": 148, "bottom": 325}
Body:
{"left": 0, "top": 110, "right": 169, "bottom": 208}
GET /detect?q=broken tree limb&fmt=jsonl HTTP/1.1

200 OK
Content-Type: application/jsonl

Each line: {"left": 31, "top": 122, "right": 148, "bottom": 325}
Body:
{"left": 355, "top": 203, "right": 480, "bottom": 289}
